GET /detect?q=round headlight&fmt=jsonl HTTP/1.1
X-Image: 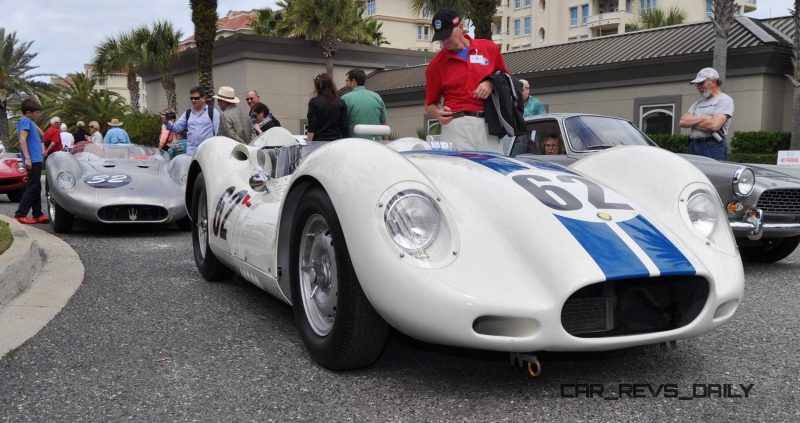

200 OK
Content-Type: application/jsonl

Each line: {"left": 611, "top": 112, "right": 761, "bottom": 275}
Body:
{"left": 384, "top": 191, "right": 440, "bottom": 251}
{"left": 732, "top": 167, "right": 755, "bottom": 197}
{"left": 17, "top": 161, "right": 25, "bottom": 173}
{"left": 687, "top": 191, "right": 719, "bottom": 238}
{"left": 57, "top": 172, "right": 76, "bottom": 189}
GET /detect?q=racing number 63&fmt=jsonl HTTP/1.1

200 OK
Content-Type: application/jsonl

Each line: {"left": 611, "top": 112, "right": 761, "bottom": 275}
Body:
{"left": 512, "top": 174, "right": 632, "bottom": 211}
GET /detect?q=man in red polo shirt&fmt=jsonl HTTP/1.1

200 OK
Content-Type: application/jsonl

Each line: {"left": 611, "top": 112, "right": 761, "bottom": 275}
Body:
{"left": 42, "top": 116, "right": 61, "bottom": 150}
{"left": 425, "top": 8, "right": 508, "bottom": 152}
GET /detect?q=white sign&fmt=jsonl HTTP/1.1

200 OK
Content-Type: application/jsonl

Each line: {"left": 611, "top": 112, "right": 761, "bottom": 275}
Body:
{"left": 777, "top": 150, "right": 800, "bottom": 166}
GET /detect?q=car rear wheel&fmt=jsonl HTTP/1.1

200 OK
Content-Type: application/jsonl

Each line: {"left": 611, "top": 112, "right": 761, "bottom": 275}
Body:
{"left": 46, "top": 184, "right": 74, "bottom": 233}
{"left": 191, "top": 172, "right": 233, "bottom": 281}
{"left": 740, "top": 235, "right": 800, "bottom": 263}
{"left": 290, "top": 186, "right": 388, "bottom": 370}
{"left": 6, "top": 189, "right": 23, "bottom": 202}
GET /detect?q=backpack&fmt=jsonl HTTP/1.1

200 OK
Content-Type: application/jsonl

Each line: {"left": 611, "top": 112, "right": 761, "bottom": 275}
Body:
{"left": 185, "top": 106, "right": 216, "bottom": 136}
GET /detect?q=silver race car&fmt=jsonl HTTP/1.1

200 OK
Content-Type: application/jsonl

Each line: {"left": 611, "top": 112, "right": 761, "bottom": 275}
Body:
{"left": 517, "top": 113, "right": 800, "bottom": 263}
{"left": 45, "top": 142, "right": 190, "bottom": 233}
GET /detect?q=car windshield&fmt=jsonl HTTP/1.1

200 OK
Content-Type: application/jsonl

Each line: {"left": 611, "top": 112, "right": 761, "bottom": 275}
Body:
{"left": 564, "top": 115, "right": 655, "bottom": 151}
{"left": 70, "top": 142, "right": 168, "bottom": 161}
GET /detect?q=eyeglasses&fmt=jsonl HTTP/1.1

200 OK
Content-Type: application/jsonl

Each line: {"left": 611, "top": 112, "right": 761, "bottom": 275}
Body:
{"left": 246, "top": 97, "right": 255, "bottom": 101}
{"left": 190, "top": 96, "right": 202, "bottom": 100}
{"left": 544, "top": 144, "right": 558, "bottom": 148}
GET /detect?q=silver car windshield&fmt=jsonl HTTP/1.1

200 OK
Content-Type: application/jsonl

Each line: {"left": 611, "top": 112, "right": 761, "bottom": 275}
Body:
{"left": 70, "top": 142, "right": 169, "bottom": 161}
{"left": 564, "top": 115, "right": 655, "bottom": 152}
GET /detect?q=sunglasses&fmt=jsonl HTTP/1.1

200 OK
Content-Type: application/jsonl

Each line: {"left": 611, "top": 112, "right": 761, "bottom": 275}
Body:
{"left": 246, "top": 97, "right": 255, "bottom": 101}
{"left": 190, "top": 96, "right": 202, "bottom": 100}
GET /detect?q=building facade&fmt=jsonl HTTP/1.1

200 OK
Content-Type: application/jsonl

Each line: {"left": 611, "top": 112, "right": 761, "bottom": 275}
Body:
{"left": 356, "top": 0, "right": 439, "bottom": 52}
{"left": 84, "top": 64, "right": 147, "bottom": 111}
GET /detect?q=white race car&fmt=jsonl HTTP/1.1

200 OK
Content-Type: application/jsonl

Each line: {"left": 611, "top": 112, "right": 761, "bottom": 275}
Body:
{"left": 186, "top": 127, "right": 744, "bottom": 371}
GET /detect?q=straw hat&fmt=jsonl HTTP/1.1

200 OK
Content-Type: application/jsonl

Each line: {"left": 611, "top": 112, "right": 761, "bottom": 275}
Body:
{"left": 213, "top": 86, "right": 240, "bottom": 103}
{"left": 108, "top": 118, "right": 124, "bottom": 126}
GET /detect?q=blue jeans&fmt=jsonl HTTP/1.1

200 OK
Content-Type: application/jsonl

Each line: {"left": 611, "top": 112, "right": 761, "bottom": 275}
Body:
{"left": 688, "top": 139, "right": 727, "bottom": 161}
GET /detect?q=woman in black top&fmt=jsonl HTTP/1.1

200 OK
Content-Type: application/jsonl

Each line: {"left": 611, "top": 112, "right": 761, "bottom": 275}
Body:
{"left": 251, "top": 102, "right": 281, "bottom": 135}
{"left": 306, "top": 73, "right": 348, "bottom": 141}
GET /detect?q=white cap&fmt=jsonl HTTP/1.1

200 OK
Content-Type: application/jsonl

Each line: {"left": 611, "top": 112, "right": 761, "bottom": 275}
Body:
{"left": 60, "top": 123, "right": 67, "bottom": 132}
{"left": 690, "top": 67, "right": 720, "bottom": 84}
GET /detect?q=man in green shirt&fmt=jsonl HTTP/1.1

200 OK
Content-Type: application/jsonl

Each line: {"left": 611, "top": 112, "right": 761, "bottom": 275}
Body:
{"left": 342, "top": 68, "right": 388, "bottom": 140}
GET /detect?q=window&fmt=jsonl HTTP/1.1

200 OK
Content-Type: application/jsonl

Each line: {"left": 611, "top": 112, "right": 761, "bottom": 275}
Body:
{"left": 514, "top": 19, "right": 521, "bottom": 36}
{"left": 538, "top": 27, "right": 545, "bottom": 42}
{"left": 640, "top": 0, "right": 657, "bottom": 12}
{"left": 626, "top": 0, "right": 632, "bottom": 12}
{"left": 525, "top": 0, "right": 532, "bottom": 6}
{"left": 416, "top": 25, "right": 430, "bottom": 41}
{"left": 524, "top": 17, "right": 532, "bottom": 35}
{"left": 515, "top": 0, "right": 521, "bottom": 8}
{"left": 96, "top": 78, "right": 106, "bottom": 86}
{"left": 705, "top": 0, "right": 713, "bottom": 19}
{"left": 640, "top": 104, "right": 675, "bottom": 134}
{"left": 569, "top": 7, "right": 578, "bottom": 26}
{"left": 367, "top": 0, "right": 376, "bottom": 16}
{"left": 582, "top": 4, "right": 590, "bottom": 25}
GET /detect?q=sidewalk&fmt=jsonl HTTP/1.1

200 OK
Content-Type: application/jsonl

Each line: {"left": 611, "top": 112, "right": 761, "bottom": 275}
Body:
{"left": 0, "top": 214, "right": 83, "bottom": 358}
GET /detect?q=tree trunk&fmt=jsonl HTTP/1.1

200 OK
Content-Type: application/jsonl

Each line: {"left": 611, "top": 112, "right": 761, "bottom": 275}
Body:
{"left": 712, "top": 0, "right": 736, "bottom": 81}
{"left": 471, "top": 0, "right": 498, "bottom": 40}
{"left": 321, "top": 33, "right": 339, "bottom": 77}
{"left": 0, "top": 101, "right": 9, "bottom": 145}
{"left": 191, "top": 0, "right": 219, "bottom": 107}
{"left": 162, "top": 68, "right": 177, "bottom": 111}
{"left": 127, "top": 71, "right": 141, "bottom": 113}
{"left": 713, "top": 36, "right": 728, "bottom": 80}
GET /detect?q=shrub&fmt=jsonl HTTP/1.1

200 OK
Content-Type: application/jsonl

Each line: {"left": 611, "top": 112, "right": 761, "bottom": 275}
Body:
{"left": 730, "top": 131, "right": 790, "bottom": 154}
{"left": 123, "top": 113, "right": 162, "bottom": 147}
{"left": 729, "top": 153, "right": 778, "bottom": 164}
{"left": 646, "top": 133, "right": 688, "bottom": 154}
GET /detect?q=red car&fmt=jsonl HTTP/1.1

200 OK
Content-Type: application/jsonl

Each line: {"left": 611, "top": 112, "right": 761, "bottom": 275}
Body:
{"left": 0, "top": 153, "right": 28, "bottom": 202}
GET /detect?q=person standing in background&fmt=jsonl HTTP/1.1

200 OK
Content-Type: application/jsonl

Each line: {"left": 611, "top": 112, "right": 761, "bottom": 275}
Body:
{"left": 164, "top": 86, "right": 220, "bottom": 155}
{"left": 679, "top": 67, "right": 734, "bottom": 161}
{"left": 245, "top": 90, "right": 261, "bottom": 124}
{"left": 59, "top": 123, "right": 75, "bottom": 152}
{"left": 214, "top": 86, "right": 252, "bottom": 144}
{"left": 13, "top": 99, "right": 49, "bottom": 225}
{"left": 306, "top": 73, "right": 348, "bottom": 141}
{"left": 520, "top": 79, "right": 546, "bottom": 118}
{"left": 342, "top": 68, "right": 388, "bottom": 140}
{"left": 88, "top": 121, "right": 103, "bottom": 144}
{"left": 72, "top": 121, "right": 88, "bottom": 143}
{"left": 103, "top": 118, "right": 131, "bottom": 144}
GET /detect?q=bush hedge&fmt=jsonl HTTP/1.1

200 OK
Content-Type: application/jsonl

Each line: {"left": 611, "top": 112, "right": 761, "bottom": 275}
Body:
{"left": 646, "top": 131, "right": 792, "bottom": 163}
{"left": 123, "top": 113, "right": 162, "bottom": 147}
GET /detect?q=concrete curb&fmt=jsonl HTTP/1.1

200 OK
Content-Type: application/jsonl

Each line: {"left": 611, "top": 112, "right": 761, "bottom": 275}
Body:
{"left": 0, "top": 214, "right": 84, "bottom": 357}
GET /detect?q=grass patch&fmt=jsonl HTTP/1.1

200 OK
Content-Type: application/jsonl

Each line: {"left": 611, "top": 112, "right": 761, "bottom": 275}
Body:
{"left": 0, "top": 220, "right": 13, "bottom": 255}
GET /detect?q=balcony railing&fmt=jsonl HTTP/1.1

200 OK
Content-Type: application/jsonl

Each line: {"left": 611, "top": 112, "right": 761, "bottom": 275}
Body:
{"left": 586, "top": 10, "right": 634, "bottom": 29}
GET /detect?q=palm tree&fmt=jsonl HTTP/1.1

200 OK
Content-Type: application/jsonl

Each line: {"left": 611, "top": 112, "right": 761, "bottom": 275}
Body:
{"left": 252, "top": 8, "right": 286, "bottom": 37}
{"left": 791, "top": 0, "right": 800, "bottom": 150}
{"left": 277, "top": 0, "right": 369, "bottom": 76}
{"left": 364, "top": 19, "right": 390, "bottom": 47}
{"left": 93, "top": 29, "right": 147, "bottom": 113}
{"left": 142, "top": 20, "right": 183, "bottom": 110}
{"left": 628, "top": 5, "right": 687, "bottom": 30}
{"left": 711, "top": 0, "right": 737, "bottom": 81}
{"left": 408, "top": 0, "right": 500, "bottom": 40}
{"left": 52, "top": 72, "right": 127, "bottom": 131}
{"left": 190, "top": 0, "right": 218, "bottom": 104}
{"left": 0, "top": 28, "right": 51, "bottom": 144}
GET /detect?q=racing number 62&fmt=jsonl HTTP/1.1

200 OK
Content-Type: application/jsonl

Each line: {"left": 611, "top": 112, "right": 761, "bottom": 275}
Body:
{"left": 512, "top": 174, "right": 632, "bottom": 211}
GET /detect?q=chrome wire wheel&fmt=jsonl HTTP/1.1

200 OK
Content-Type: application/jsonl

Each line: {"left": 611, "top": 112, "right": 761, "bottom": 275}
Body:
{"left": 298, "top": 213, "right": 338, "bottom": 336}
{"left": 196, "top": 188, "right": 209, "bottom": 259}
{"left": 46, "top": 190, "right": 56, "bottom": 220}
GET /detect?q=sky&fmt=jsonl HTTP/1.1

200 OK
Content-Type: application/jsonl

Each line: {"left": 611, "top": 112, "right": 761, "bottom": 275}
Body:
{"left": 0, "top": 0, "right": 795, "bottom": 81}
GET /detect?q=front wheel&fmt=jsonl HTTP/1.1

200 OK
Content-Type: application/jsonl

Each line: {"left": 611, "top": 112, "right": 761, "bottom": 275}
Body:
{"left": 740, "top": 235, "right": 800, "bottom": 263}
{"left": 46, "top": 185, "right": 74, "bottom": 233}
{"left": 191, "top": 172, "right": 233, "bottom": 281}
{"left": 6, "top": 189, "right": 22, "bottom": 202}
{"left": 290, "top": 186, "right": 388, "bottom": 370}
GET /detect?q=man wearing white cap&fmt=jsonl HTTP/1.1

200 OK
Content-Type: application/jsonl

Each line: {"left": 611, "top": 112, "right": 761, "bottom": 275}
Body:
{"left": 214, "top": 86, "right": 252, "bottom": 144}
{"left": 679, "top": 67, "right": 734, "bottom": 160}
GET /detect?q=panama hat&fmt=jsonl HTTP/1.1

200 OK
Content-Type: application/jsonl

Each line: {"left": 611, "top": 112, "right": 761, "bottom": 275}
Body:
{"left": 108, "top": 118, "right": 124, "bottom": 126}
{"left": 213, "top": 86, "right": 240, "bottom": 103}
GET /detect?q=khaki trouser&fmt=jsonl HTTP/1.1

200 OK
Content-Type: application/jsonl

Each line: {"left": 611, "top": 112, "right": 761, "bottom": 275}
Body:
{"left": 441, "top": 116, "right": 502, "bottom": 153}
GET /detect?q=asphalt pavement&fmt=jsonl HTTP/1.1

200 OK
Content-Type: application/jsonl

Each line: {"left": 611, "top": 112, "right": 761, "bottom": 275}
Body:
{"left": 0, "top": 193, "right": 798, "bottom": 421}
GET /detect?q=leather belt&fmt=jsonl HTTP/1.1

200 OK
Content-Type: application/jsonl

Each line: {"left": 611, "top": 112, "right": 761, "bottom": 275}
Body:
{"left": 689, "top": 136, "right": 719, "bottom": 142}
{"left": 452, "top": 111, "right": 485, "bottom": 119}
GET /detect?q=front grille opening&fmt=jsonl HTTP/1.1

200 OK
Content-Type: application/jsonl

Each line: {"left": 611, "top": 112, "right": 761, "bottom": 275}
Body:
{"left": 561, "top": 276, "right": 709, "bottom": 338}
{"left": 97, "top": 205, "right": 168, "bottom": 222}
{"left": 757, "top": 189, "right": 800, "bottom": 214}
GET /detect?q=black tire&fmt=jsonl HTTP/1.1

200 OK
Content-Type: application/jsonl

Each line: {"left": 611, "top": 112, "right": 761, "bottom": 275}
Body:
{"left": 289, "top": 186, "right": 388, "bottom": 370}
{"left": 46, "top": 185, "right": 74, "bottom": 233}
{"left": 191, "top": 172, "right": 233, "bottom": 281}
{"left": 740, "top": 235, "right": 800, "bottom": 263}
{"left": 176, "top": 216, "right": 192, "bottom": 231}
{"left": 6, "top": 189, "right": 23, "bottom": 202}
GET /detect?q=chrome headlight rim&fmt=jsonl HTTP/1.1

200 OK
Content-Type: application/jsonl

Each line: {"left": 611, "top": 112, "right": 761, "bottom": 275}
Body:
{"left": 732, "top": 166, "right": 755, "bottom": 197}
{"left": 56, "top": 172, "right": 77, "bottom": 190}
{"left": 16, "top": 161, "right": 26, "bottom": 173}
{"left": 383, "top": 190, "right": 441, "bottom": 253}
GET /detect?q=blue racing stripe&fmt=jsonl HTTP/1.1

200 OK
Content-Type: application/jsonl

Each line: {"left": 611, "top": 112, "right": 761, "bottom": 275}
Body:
{"left": 556, "top": 215, "right": 650, "bottom": 280}
{"left": 409, "top": 151, "right": 528, "bottom": 175}
{"left": 618, "top": 215, "right": 696, "bottom": 276}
